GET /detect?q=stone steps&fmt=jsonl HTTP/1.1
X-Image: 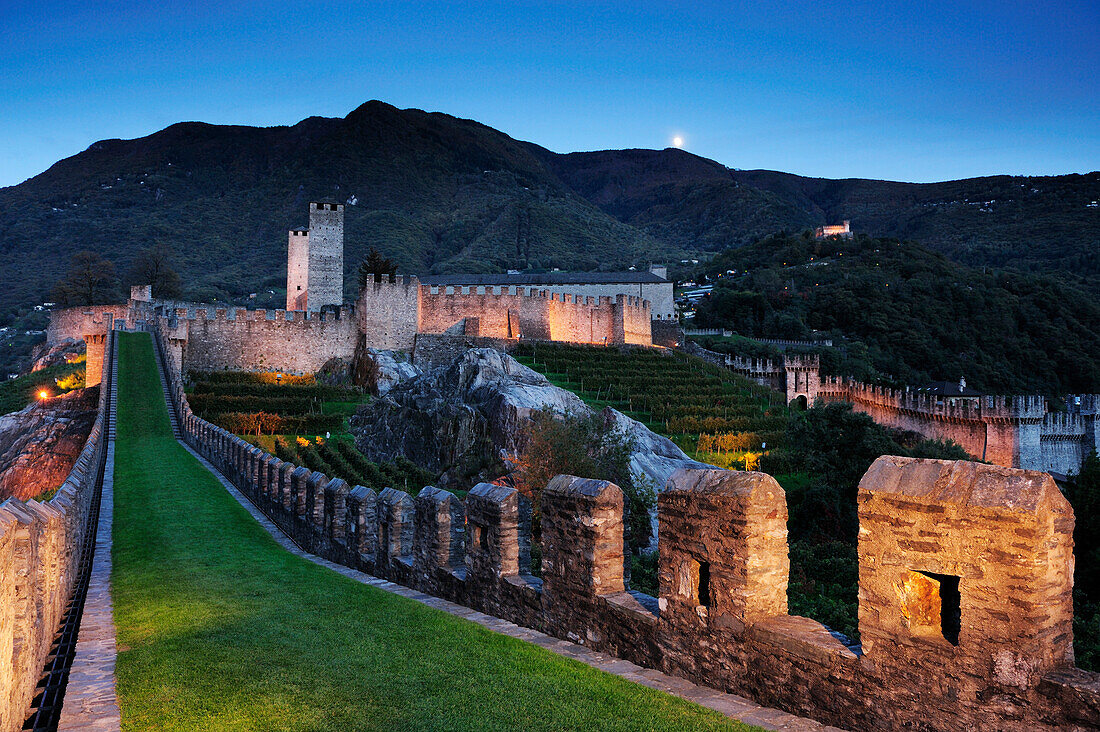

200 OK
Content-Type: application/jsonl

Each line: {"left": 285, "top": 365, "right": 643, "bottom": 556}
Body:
{"left": 149, "top": 339, "right": 181, "bottom": 439}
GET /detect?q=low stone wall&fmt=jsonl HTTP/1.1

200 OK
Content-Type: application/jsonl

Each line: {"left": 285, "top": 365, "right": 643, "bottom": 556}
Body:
{"left": 0, "top": 331, "right": 113, "bottom": 732}
{"left": 151, "top": 323, "right": 1100, "bottom": 731}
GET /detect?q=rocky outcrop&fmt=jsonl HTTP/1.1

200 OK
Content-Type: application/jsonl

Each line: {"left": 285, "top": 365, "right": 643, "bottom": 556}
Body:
{"left": 31, "top": 337, "right": 85, "bottom": 373}
{"left": 362, "top": 349, "right": 421, "bottom": 395}
{"left": 0, "top": 387, "right": 98, "bottom": 501}
{"left": 350, "top": 348, "right": 709, "bottom": 490}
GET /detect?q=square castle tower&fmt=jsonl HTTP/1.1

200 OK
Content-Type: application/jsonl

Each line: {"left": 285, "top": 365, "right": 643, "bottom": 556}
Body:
{"left": 287, "top": 202, "right": 344, "bottom": 312}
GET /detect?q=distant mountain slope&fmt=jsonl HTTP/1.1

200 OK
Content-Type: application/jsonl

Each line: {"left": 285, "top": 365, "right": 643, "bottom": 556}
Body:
{"left": 691, "top": 232, "right": 1100, "bottom": 395}
{"left": 0, "top": 102, "right": 668, "bottom": 313}
{"left": 535, "top": 148, "right": 816, "bottom": 250}
{"left": 542, "top": 146, "right": 1099, "bottom": 282}
{"left": 728, "top": 169, "right": 1100, "bottom": 279}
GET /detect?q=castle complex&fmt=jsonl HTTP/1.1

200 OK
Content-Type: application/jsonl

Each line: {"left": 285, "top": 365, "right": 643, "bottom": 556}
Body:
{"left": 814, "top": 220, "right": 853, "bottom": 239}
{"left": 45, "top": 202, "right": 659, "bottom": 382}
{"left": 13, "top": 202, "right": 1100, "bottom": 731}
{"left": 45, "top": 201, "right": 1098, "bottom": 478}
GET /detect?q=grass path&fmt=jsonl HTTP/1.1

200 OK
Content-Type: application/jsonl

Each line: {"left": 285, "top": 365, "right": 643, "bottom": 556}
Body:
{"left": 110, "top": 332, "right": 751, "bottom": 731}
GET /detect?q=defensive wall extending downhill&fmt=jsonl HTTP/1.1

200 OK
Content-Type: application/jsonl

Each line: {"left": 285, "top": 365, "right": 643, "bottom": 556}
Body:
{"left": 150, "top": 322, "right": 1100, "bottom": 731}
{"left": 0, "top": 330, "right": 114, "bottom": 732}
{"left": 817, "top": 376, "right": 1100, "bottom": 475}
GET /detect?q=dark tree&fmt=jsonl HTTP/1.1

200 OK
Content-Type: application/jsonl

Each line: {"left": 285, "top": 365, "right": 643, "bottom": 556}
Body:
{"left": 357, "top": 248, "right": 398, "bottom": 288}
{"left": 128, "top": 244, "right": 182, "bottom": 299}
{"left": 52, "top": 251, "right": 119, "bottom": 306}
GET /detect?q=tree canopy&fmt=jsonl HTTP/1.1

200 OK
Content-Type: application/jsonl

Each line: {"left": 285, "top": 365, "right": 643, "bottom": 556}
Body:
{"left": 51, "top": 250, "right": 119, "bottom": 306}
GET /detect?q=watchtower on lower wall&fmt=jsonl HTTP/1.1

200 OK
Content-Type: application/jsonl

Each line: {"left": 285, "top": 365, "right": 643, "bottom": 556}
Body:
{"left": 286, "top": 202, "right": 344, "bottom": 312}
{"left": 783, "top": 354, "right": 820, "bottom": 408}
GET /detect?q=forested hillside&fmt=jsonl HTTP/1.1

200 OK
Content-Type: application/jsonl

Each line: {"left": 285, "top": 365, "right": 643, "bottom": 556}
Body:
{"left": 690, "top": 233, "right": 1100, "bottom": 395}
{"left": 545, "top": 148, "right": 1100, "bottom": 288}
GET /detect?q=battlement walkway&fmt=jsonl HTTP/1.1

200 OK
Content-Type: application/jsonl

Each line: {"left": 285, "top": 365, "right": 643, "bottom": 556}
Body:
{"left": 102, "top": 332, "right": 829, "bottom": 730}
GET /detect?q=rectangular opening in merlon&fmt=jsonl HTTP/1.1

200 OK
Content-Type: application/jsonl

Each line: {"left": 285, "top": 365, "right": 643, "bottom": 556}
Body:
{"left": 919, "top": 570, "right": 961, "bottom": 645}
{"left": 697, "top": 560, "right": 711, "bottom": 608}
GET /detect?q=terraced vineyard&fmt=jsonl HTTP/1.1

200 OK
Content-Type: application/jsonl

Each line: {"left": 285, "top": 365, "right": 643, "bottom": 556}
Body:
{"left": 270, "top": 435, "right": 437, "bottom": 495}
{"left": 512, "top": 343, "right": 789, "bottom": 469}
{"left": 187, "top": 371, "right": 365, "bottom": 436}
{"left": 187, "top": 370, "right": 438, "bottom": 494}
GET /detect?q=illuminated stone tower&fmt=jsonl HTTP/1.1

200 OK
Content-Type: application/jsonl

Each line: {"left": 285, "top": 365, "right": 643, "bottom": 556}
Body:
{"left": 286, "top": 228, "right": 310, "bottom": 310}
{"left": 285, "top": 202, "right": 345, "bottom": 312}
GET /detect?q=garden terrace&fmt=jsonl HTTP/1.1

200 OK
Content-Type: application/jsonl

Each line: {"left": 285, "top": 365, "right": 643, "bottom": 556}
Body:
{"left": 269, "top": 436, "right": 438, "bottom": 497}
{"left": 512, "top": 343, "right": 788, "bottom": 469}
{"left": 186, "top": 370, "right": 366, "bottom": 437}
{"left": 186, "top": 369, "right": 440, "bottom": 501}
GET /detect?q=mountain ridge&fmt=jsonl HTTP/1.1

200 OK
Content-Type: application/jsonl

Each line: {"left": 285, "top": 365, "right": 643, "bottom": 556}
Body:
{"left": 1, "top": 101, "right": 1097, "bottom": 318}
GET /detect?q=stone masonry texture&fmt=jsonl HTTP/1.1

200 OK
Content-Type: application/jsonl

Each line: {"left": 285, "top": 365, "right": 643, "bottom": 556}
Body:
{"left": 0, "top": 331, "right": 114, "bottom": 732}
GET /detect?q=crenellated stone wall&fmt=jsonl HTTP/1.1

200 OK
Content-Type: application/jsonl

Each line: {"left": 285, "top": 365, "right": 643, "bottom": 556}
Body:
{"left": 815, "top": 375, "right": 1099, "bottom": 475}
{"left": 0, "top": 330, "right": 113, "bottom": 732}
{"left": 151, "top": 321, "right": 1100, "bottom": 732}
{"left": 48, "top": 270, "right": 655, "bottom": 383}
{"left": 172, "top": 306, "right": 358, "bottom": 374}
{"left": 417, "top": 281, "right": 651, "bottom": 347}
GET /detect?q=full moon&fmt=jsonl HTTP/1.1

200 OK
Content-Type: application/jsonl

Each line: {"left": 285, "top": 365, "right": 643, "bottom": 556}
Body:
{"left": 672, "top": 135, "right": 684, "bottom": 148}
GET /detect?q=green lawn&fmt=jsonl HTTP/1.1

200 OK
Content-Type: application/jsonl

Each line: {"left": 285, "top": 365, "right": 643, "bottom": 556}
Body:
{"left": 110, "top": 331, "right": 754, "bottom": 731}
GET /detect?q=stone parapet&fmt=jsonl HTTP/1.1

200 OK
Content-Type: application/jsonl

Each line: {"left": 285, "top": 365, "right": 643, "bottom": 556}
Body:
{"left": 0, "top": 330, "right": 114, "bottom": 731}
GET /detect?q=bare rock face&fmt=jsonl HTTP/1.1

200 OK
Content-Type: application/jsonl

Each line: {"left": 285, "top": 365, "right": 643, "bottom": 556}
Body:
{"left": 0, "top": 387, "right": 98, "bottom": 501}
{"left": 363, "top": 349, "right": 421, "bottom": 395}
{"left": 601, "top": 408, "right": 713, "bottom": 490}
{"left": 350, "top": 348, "right": 709, "bottom": 490}
{"left": 31, "top": 338, "right": 85, "bottom": 373}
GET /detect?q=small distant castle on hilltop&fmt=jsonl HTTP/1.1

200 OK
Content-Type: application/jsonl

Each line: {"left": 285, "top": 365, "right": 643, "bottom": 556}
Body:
{"left": 814, "top": 220, "right": 853, "bottom": 239}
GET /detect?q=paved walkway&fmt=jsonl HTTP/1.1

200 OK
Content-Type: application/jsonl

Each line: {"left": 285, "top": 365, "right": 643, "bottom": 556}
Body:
{"left": 57, "top": 441, "right": 122, "bottom": 731}
{"left": 58, "top": 335, "right": 122, "bottom": 731}
{"left": 184, "top": 442, "right": 844, "bottom": 732}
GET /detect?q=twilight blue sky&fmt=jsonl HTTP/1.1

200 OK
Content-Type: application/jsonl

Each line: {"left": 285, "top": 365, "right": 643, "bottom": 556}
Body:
{"left": 2, "top": 0, "right": 1097, "bottom": 187}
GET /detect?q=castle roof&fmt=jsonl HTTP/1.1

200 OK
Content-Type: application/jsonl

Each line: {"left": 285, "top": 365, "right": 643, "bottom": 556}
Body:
{"left": 419, "top": 271, "right": 668, "bottom": 286}
{"left": 917, "top": 381, "right": 982, "bottom": 397}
